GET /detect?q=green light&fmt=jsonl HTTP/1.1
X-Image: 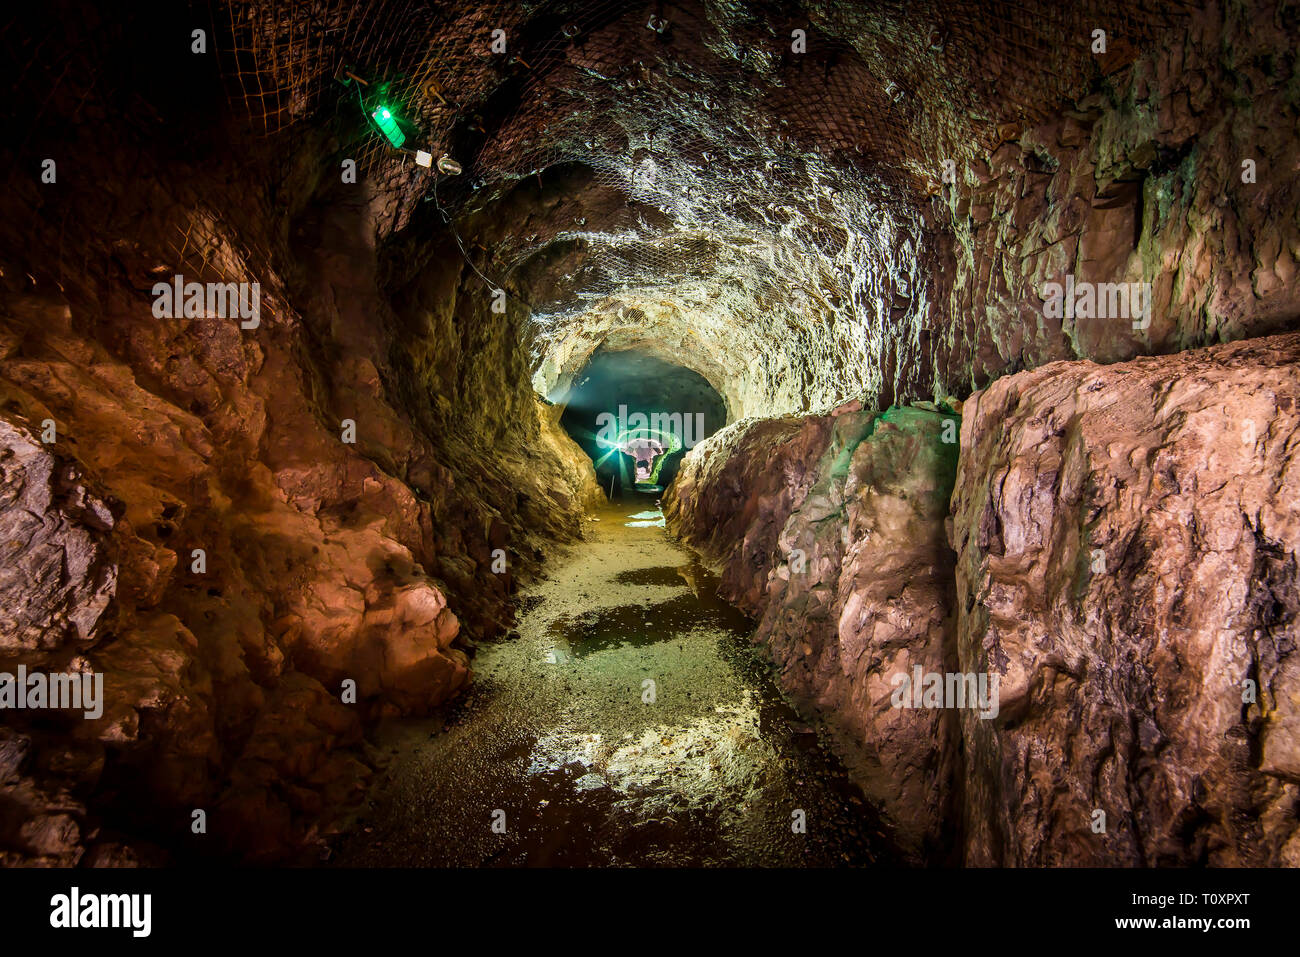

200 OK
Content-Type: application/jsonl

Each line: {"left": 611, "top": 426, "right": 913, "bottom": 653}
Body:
{"left": 371, "top": 105, "right": 405, "bottom": 148}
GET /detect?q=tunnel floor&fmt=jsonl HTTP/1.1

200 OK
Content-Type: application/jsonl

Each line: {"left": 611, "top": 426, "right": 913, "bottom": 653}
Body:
{"left": 330, "top": 498, "right": 893, "bottom": 867}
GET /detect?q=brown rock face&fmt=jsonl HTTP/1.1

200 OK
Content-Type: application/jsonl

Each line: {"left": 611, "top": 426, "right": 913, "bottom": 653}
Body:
{"left": 0, "top": 417, "right": 116, "bottom": 657}
{"left": 666, "top": 405, "right": 962, "bottom": 860}
{"left": 664, "top": 414, "right": 835, "bottom": 615}
{"left": 0, "top": 95, "right": 599, "bottom": 864}
{"left": 931, "top": 1, "right": 1300, "bottom": 395}
{"left": 670, "top": 333, "right": 1300, "bottom": 865}
{"left": 950, "top": 331, "right": 1300, "bottom": 866}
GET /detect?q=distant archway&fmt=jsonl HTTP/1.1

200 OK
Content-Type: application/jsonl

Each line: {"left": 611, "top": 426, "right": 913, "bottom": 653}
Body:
{"left": 557, "top": 348, "right": 727, "bottom": 499}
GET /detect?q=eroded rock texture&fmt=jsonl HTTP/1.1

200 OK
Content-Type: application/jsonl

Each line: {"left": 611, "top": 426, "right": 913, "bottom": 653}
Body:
{"left": 1, "top": 0, "right": 1297, "bottom": 870}
{"left": 933, "top": 0, "right": 1300, "bottom": 393}
{"left": 666, "top": 404, "right": 962, "bottom": 860}
{"left": 670, "top": 333, "right": 1300, "bottom": 865}
{"left": 0, "top": 71, "right": 598, "bottom": 863}
{"left": 950, "top": 331, "right": 1300, "bottom": 866}
{"left": 0, "top": 417, "right": 116, "bottom": 657}
{"left": 201, "top": 0, "right": 1265, "bottom": 416}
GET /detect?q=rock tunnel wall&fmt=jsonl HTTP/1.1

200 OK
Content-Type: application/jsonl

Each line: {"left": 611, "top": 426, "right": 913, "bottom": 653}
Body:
{"left": 928, "top": 0, "right": 1300, "bottom": 396}
{"left": 666, "top": 332, "right": 1300, "bottom": 865}
{"left": 951, "top": 331, "right": 1300, "bottom": 867}
{"left": 657, "top": 4, "right": 1300, "bottom": 861}
{"left": 0, "top": 99, "right": 598, "bottom": 863}
{"left": 663, "top": 403, "right": 962, "bottom": 861}
{"left": 1, "top": 0, "right": 1297, "bottom": 870}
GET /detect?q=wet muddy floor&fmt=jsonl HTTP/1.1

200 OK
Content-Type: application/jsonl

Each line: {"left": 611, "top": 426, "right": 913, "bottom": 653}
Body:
{"left": 331, "top": 498, "right": 893, "bottom": 867}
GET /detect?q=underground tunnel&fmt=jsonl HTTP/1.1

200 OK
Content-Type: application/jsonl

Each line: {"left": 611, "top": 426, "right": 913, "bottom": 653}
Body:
{"left": 557, "top": 349, "right": 727, "bottom": 497}
{"left": 0, "top": 0, "right": 1299, "bottom": 896}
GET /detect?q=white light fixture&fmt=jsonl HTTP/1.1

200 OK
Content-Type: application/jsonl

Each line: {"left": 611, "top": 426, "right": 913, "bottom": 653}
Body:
{"left": 414, "top": 149, "right": 433, "bottom": 167}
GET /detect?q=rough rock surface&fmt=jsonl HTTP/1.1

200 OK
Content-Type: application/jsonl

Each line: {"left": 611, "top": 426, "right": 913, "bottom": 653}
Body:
{"left": 0, "top": 85, "right": 599, "bottom": 864}
{"left": 665, "top": 403, "right": 962, "bottom": 860}
{"left": 0, "top": 418, "right": 116, "bottom": 657}
{"left": 933, "top": 0, "right": 1300, "bottom": 396}
{"left": 185, "top": 0, "right": 1299, "bottom": 417}
{"left": 2, "top": 0, "right": 1297, "bottom": 869}
{"left": 950, "top": 331, "right": 1300, "bottom": 866}
{"left": 670, "top": 332, "right": 1300, "bottom": 866}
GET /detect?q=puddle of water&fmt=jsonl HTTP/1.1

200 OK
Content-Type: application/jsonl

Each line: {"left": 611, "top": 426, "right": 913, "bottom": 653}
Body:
{"left": 548, "top": 591, "right": 755, "bottom": 657}
{"left": 612, "top": 565, "right": 690, "bottom": 587}
{"left": 623, "top": 507, "right": 666, "bottom": 527}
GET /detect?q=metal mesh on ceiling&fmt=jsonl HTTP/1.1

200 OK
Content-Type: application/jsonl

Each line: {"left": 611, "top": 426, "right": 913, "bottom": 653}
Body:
{"left": 208, "top": 0, "right": 1193, "bottom": 210}
{"left": 199, "top": 0, "right": 1196, "bottom": 410}
{"left": 0, "top": 0, "right": 1188, "bottom": 411}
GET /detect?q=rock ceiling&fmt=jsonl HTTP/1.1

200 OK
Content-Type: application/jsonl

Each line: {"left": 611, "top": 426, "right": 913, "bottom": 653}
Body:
{"left": 215, "top": 0, "right": 1195, "bottom": 415}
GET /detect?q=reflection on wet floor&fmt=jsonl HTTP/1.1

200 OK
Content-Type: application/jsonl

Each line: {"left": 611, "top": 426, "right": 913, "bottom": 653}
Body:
{"left": 331, "top": 500, "right": 894, "bottom": 867}
{"left": 548, "top": 586, "right": 756, "bottom": 658}
{"left": 612, "top": 565, "right": 692, "bottom": 587}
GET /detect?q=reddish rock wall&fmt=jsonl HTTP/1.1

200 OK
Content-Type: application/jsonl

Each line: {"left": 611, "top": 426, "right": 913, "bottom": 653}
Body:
{"left": 951, "top": 331, "right": 1300, "bottom": 866}
{"left": 666, "top": 403, "right": 962, "bottom": 860}
{"left": 670, "top": 332, "right": 1300, "bottom": 865}
{"left": 0, "top": 124, "right": 598, "bottom": 864}
{"left": 930, "top": 0, "right": 1300, "bottom": 397}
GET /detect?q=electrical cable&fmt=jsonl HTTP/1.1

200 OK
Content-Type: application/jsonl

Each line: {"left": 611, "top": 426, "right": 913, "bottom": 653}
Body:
{"left": 348, "top": 65, "right": 537, "bottom": 312}
{"left": 429, "top": 173, "right": 539, "bottom": 312}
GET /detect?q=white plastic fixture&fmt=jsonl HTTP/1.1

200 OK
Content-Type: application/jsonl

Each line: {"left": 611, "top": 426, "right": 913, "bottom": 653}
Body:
{"left": 414, "top": 149, "right": 433, "bottom": 167}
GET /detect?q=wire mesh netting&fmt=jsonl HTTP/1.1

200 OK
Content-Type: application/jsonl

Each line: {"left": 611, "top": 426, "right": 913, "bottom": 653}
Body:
{"left": 205, "top": 0, "right": 1193, "bottom": 197}
{"left": 1, "top": 0, "right": 1199, "bottom": 412}
{"left": 197, "top": 0, "right": 1195, "bottom": 410}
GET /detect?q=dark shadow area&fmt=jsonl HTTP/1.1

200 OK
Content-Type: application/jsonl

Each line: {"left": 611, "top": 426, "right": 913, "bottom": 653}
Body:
{"left": 548, "top": 589, "right": 756, "bottom": 657}
{"left": 558, "top": 348, "right": 726, "bottom": 498}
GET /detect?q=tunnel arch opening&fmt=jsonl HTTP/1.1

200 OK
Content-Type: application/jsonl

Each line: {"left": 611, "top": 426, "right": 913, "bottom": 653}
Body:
{"left": 557, "top": 348, "right": 726, "bottom": 500}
